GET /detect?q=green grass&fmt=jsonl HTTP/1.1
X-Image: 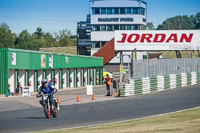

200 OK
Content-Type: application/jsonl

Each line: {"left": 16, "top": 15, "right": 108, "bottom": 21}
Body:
{"left": 31, "top": 107, "right": 200, "bottom": 133}
{"left": 162, "top": 51, "right": 199, "bottom": 58}
{"left": 40, "top": 46, "right": 77, "bottom": 55}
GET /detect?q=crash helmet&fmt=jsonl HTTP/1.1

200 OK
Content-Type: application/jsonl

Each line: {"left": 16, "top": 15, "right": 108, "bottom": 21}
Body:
{"left": 41, "top": 79, "right": 48, "bottom": 86}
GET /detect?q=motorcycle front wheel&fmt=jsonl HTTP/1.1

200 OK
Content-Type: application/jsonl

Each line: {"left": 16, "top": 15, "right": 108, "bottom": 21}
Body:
{"left": 51, "top": 100, "right": 58, "bottom": 118}
{"left": 52, "top": 109, "right": 57, "bottom": 118}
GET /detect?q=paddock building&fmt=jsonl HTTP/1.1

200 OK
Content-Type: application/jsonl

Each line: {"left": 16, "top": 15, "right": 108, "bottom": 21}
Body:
{"left": 0, "top": 48, "right": 103, "bottom": 97}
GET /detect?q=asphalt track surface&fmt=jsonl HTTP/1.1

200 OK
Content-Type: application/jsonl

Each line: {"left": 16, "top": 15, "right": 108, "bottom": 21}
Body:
{"left": 0, "top": 85, "right": 200, "bottom": 133}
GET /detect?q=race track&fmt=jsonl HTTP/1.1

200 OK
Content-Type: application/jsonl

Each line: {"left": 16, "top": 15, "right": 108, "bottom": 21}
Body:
{"left": 0, "top": 85, "right": 200, "bottom": 133}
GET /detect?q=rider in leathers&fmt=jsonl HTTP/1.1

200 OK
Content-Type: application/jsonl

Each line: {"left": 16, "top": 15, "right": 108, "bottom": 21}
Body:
{"left": 37, "top": 79, "right": 59, "bottom": 111}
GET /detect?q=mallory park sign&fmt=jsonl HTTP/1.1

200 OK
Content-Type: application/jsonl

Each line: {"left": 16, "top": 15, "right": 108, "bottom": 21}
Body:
{"left": 114, "top": 30, "right": 200, "bottom": 51}
{"left": 98, "top": 17, "right": 134, "bottom": 22}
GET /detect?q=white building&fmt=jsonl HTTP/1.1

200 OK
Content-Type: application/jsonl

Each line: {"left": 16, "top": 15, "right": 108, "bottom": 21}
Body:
{"left": 90, "top": 0, "right": 147, "bottom": 63}
{"left": 77, "top": 0, "right": 147, "bottom": 65}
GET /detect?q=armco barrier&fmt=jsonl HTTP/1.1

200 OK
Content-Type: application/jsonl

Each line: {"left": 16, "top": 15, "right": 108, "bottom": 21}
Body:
{"left": 120, "top": 72, "right": 200, "bottom": 97}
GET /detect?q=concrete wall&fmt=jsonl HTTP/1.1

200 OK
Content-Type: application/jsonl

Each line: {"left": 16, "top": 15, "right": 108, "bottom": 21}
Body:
{"left": 63, "top": 69, "right": 67, "bottom": 88}
{"left": 70, "top": 69, "right": 74, "bottom": 88}
{"left": 55, "top": 69, "right": 59, "bottom": 89}
{"left": 46, "top": 69, "right": 51, "bottom": 82}
{"left": 77, "top": 68, "right": 81, "bottom": 87}
{"left": 38, "top": 70, "right": 43, "bottom": 89}
{"left": 19, "top": 70, "right": 25, "bottom": 89}
{"left": 84, "top": 68, "right": 88, "bottom": 85}
{"left": 29, "top": 70, "right": 34, "bottom": 92}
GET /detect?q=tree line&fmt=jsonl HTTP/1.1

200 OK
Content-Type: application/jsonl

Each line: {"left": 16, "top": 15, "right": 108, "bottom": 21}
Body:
{"left": 147, "top": 12, "right": 200, "bottom": 30}
{"left": 0, "top": 23, "right": 76, "bottom": 50}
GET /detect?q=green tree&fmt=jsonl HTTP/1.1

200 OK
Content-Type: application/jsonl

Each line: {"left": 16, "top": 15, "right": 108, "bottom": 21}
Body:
{"left": 31, "top": 27, "right": 48, "bottom": 49}
{"left": 157, "top": 15, "right": 195, "bottom": 30}
{"left": 156, "top": 12, "right": 200, "bottom": 30}
{"left": 15, "top": 30, "right": 32, "bottom": 49}
{"left": 194, "top": 12, "right": 200, "bottom": 29}
{"left": 44, "top": 32, "right": 57, "bottom": 47}
{"left": 0, "top": 23, "right": 16, "bottom": 48}
{"left": 33, "top": 27, "right": 44, "bottom": 38}
{"left": 146, "top": 22, "right": 155, "bottom": 30}
{"left": 54, "top": 29, "right": 76, "bottom": 46}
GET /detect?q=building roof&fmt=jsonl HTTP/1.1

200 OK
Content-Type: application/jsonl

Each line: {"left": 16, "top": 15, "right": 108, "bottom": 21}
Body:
{"left": 3, "top": 48, "right": 102, "bottom": 59}
{"left": 90, "top": 0, "right": 147, "bottom": 7}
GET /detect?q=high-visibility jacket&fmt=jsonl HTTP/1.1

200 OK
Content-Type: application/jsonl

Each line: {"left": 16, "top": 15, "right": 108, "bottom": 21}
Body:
{"left": 106, "top": 77, "right": 112, "bottom": 86}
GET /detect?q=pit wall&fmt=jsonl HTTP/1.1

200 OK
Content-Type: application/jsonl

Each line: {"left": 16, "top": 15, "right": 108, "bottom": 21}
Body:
{"left": 120, "top": 72, "right": 200, "bottom": 97}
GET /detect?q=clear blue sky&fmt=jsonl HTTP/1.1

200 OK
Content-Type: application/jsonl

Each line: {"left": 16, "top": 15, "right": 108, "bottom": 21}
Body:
{"left": 0, "top": 0, "right": 199, "bottom": 35}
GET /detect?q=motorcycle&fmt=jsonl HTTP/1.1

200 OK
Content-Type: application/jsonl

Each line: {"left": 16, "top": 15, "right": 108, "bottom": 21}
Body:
{"left": 38, "top": 94, "right": 58, "bottom": 118}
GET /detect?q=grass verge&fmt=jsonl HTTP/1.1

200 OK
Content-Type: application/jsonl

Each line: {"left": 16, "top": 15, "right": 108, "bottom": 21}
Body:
{"left": 31, "top": 107, "right": 200, "bottom": 133}
{"left": 40, "top": 46, "right": 77, "bottom": 55}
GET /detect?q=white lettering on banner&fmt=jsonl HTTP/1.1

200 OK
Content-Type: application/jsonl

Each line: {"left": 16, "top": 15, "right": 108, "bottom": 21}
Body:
{"left": 114, "top": 30, "right": 200, "bottom": 51}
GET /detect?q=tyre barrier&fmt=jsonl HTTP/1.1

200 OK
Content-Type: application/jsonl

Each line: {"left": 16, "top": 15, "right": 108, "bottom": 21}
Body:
{"left": 120, "top": 72, "right": 200, "bottom": 97}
